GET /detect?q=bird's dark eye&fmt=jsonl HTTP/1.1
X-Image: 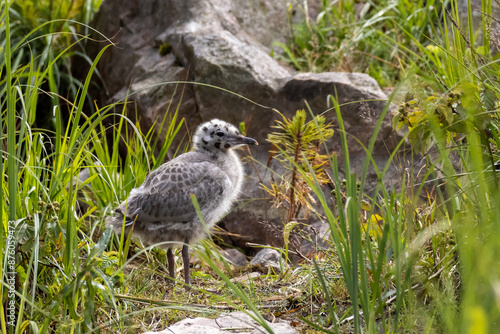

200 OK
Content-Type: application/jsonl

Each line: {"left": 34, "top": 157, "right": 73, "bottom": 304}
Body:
{"left": 216, "top": 131, "right": 225, "bottom": 137}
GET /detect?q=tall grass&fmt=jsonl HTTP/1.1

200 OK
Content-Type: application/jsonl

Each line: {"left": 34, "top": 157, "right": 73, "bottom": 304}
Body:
{"left": 0, "top": 1, "right": 188, "bottom": 331}
{"left": 275, "top": 0, "right": 445, "bottom": 86}
{"left": 4, "top": 0, "right": 104, "bottom": 124}
{"left": 266, "top": 0, "right": 500, "bottom": 333}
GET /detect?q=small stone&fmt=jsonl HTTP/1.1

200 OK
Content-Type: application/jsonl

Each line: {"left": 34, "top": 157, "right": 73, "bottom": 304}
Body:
{"left": 230, "top": 272, "right": 261, "bottom": 283}
{"left": 220, "top": 248, "right": 248, "bottom": 267}
{"left": 250, "top": 248, "right": 287, "bottom": 272}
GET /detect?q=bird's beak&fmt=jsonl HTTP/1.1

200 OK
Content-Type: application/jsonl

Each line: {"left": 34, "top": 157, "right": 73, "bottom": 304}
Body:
{"left": 240, "top": 136, "right": 258, "bottom": 146}
{"left": 231, "top": 136, "right": 258, "bottom": 146}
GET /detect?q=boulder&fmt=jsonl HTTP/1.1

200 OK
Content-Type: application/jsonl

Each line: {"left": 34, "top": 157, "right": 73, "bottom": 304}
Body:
{"left": 144, "top": 311, "right": 298, "bottom": 334}
{"left": 86, "top": 0, "right": 404, "bottom": 253}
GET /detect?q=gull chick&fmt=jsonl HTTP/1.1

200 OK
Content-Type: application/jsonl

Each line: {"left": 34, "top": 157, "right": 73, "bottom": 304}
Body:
{"left": 108, "top": 119, "right": 258, "bottom": 285}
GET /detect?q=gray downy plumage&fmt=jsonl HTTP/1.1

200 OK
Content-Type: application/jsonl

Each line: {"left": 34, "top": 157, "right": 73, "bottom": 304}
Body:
{"left": 107, "top": 119, "right": 258, "bottom": 286}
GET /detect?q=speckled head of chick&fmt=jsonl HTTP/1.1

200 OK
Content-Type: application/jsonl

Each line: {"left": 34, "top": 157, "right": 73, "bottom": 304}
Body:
{"left": 192, "top": 119, "right": 258, "bottom": 154}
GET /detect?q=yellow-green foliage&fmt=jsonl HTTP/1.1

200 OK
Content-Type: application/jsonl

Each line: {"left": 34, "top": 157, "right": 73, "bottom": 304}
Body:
{"left": 393, "top": 83, "right": 498, "bottom": 154}
{"left": 264, "top": 110, "right": 333, "bottom": 222}
{"left": 13, "top": 0, "right": 99, "bottom": 25}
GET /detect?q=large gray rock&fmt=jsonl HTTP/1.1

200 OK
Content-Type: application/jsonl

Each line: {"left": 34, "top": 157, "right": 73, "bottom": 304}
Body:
{"left": 87, "top": 0, "right": 403, "bottom": 251}
{"left": 144, "top": 311, "right": 298, "bottom": 334}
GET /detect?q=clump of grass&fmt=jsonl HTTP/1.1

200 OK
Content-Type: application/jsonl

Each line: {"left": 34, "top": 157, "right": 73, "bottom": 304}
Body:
{"left": 2, "top": 0, "right": 105, "bottom": 131}
{"left": 275, "top": 0, "right": 445, "bottom": 87}
{"left": 382, "top": 0, "right": 500, "bottom": 331}
{"left": 0, "top": 1, "right": 188, "bottom": 331}
{"left": 268, "top": 1, "right": 500, "bottom": 332}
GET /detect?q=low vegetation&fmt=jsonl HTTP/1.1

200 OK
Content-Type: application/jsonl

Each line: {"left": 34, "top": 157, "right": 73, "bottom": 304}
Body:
{"left": 1, "top": 0, "right": 500, "bottom": 333}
